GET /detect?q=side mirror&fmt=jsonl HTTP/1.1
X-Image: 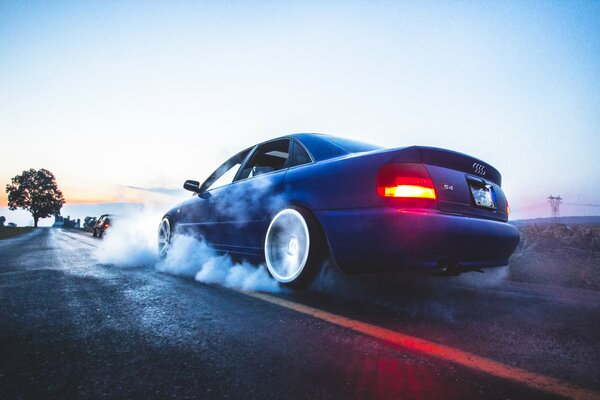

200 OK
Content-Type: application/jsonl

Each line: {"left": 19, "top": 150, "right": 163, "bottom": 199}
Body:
{"left": 183, "top": 180, "right": 200, "bottom": 193}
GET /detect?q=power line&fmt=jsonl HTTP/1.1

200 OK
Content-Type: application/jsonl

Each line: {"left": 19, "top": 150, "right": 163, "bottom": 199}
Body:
{"left": 563, "top": 203, "right": 600, "bottom": 207}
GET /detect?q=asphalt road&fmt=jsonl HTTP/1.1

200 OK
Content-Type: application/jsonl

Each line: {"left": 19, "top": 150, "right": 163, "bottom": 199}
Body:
{"left": 1, "top": 228, "right": 599, "bottom": 399}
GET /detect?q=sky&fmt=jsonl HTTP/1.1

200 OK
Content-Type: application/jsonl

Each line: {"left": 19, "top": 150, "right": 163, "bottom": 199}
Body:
{"left": 1, "top": 0, "right": 599, "bottom": 226}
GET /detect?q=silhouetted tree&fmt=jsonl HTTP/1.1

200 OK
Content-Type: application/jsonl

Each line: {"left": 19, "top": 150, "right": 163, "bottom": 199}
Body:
{"left": 5, "top": 169, "right": 65, "bottom": 227}
{"left": 0, "top": 216, "right": 5, "bottom": 227}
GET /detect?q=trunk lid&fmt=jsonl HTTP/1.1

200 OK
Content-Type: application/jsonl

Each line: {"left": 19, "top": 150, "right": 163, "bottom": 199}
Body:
{"left": 391, "top": 146, "right": 509, "bottom": 221}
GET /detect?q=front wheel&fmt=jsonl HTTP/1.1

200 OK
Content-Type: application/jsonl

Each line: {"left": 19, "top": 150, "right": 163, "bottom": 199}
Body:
{"left": 157, "top": 217, "right": 171, "bottom": 258}
{"left": 264, "top": 208, "right": 325, "bottom": 287}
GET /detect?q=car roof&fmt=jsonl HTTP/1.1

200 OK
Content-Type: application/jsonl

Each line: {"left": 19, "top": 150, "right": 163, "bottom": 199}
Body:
{"left": 272, "top": 133, "right": 383, "bottom": 162}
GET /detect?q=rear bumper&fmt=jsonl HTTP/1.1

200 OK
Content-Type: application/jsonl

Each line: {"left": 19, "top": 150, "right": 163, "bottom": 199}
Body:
{"left": 315, "top": 207, "right": 520, "bottom": 274}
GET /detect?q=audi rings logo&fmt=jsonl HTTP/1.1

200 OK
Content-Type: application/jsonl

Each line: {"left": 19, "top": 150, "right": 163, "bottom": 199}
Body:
{"left": 472, "top": 162, "right": 486, "bottom": 175}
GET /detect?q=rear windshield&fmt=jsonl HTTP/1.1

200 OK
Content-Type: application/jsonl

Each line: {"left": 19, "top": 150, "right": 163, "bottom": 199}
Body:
{"left": 322, "top": 136, "right": 382, "bottom": 153}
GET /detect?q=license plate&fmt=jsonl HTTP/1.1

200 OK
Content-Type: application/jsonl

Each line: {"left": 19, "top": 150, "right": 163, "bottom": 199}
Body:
{"left": 469, "top": 183, "right": 496, "bottom": 209}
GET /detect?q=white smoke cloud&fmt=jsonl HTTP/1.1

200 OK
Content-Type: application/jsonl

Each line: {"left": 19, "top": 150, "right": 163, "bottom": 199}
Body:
{"left": 94, "top": 209, "right": 161, "bottom": 267}
{"left": 159, "top": 234, "right": 281, "bottom": 293}
{"left": 217, "top": 176, "right": 287, "bottom": 221}
{"left": 92, "top": 205, "right": 281, "bottom": 293}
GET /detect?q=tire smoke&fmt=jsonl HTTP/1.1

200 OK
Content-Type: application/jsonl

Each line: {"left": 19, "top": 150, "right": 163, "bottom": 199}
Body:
{"left": 93, "top": 208, "right": 281, "bottom": 292}
{"left": 158, "top": 233, "right": 281, "bottom": 293}
{"left": 94, "top": 210, "right": 160, "bottom": 267}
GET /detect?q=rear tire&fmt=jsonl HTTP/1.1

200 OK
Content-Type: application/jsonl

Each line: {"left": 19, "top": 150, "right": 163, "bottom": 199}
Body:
{"left": 264, "top": 207, "right": 325, "bottom": 288}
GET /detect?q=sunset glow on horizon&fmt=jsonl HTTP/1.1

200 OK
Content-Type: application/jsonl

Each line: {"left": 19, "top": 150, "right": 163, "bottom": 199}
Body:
{"left": 0, "top": 178, "right": 175, "bottom": 206}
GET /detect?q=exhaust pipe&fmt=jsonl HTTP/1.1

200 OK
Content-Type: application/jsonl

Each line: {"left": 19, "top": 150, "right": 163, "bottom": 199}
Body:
{"left": 438, "top": 260, "right": 460, "bottom": 276}
{"left": 436, "top": 260, "right": 485, "bottom": 275}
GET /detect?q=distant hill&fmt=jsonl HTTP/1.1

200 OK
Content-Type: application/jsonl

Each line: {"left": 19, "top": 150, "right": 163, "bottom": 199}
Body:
{"left": 511, "top": 216, "right": 600, "bottom": 226}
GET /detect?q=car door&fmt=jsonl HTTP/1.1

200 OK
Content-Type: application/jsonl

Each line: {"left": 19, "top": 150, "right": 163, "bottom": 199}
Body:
{"left": 218, "top": 138, "right": 291, "bottom": 256}
{"left": 178, "top": 148, "right": 251, "bottom": 245}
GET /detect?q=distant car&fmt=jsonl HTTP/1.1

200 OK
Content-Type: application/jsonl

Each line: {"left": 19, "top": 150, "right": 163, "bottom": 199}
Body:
{"left": 158, "top": 133, "right": 520, "bottom": 287}
{"left": 93, "top": 214, "right": 113, "bottom": 238}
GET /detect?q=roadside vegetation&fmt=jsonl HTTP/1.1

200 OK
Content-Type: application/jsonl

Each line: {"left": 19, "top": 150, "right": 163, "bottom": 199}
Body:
{"left": 5, "top": 168, "right": 65, "bottom": 227}
{"left": 510, "top": 224, "right": 600, "bottom": 290}
{"left": 0, "top": 226, "right": 35, "bottom": 240}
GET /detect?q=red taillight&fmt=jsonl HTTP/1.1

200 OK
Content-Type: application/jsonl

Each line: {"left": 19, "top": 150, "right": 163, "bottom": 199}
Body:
{"left": 377, "top": 163, "right": 437, "bottom": 200}
{"left": 104, "top": 223, "right": 110, "bottom": 228}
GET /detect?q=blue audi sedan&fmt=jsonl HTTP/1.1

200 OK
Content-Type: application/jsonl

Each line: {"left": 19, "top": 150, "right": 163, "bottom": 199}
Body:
{"left": 158, "top": 133, "right": 519, "bottom": 287}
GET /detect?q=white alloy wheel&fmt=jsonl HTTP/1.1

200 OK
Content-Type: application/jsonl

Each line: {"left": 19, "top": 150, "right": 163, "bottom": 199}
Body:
{"left": 265, "top": 209, "right": 311, "bottom": 283}
{"left": 158, "top": 218, "right": 171, "bottom": 257}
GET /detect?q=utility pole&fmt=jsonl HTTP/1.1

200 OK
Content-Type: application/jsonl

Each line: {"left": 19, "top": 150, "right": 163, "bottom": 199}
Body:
{"left": 547, "top": 195, "right": 562, "bottom": 223}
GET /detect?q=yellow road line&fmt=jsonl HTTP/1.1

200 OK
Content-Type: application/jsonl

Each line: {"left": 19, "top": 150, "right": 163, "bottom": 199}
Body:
{"left": 241, "top": 290, "right": 600, "bottom": 400}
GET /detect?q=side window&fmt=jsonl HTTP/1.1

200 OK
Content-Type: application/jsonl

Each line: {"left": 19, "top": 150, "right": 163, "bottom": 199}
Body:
{"left": 202, "top": 149, "right": 251, "bottom": 191}
{"left": 290, "top": 140, "right": 312, "bottom": 167}
{"left": 237, "top": 139, "right": 290, "bottom": 180}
